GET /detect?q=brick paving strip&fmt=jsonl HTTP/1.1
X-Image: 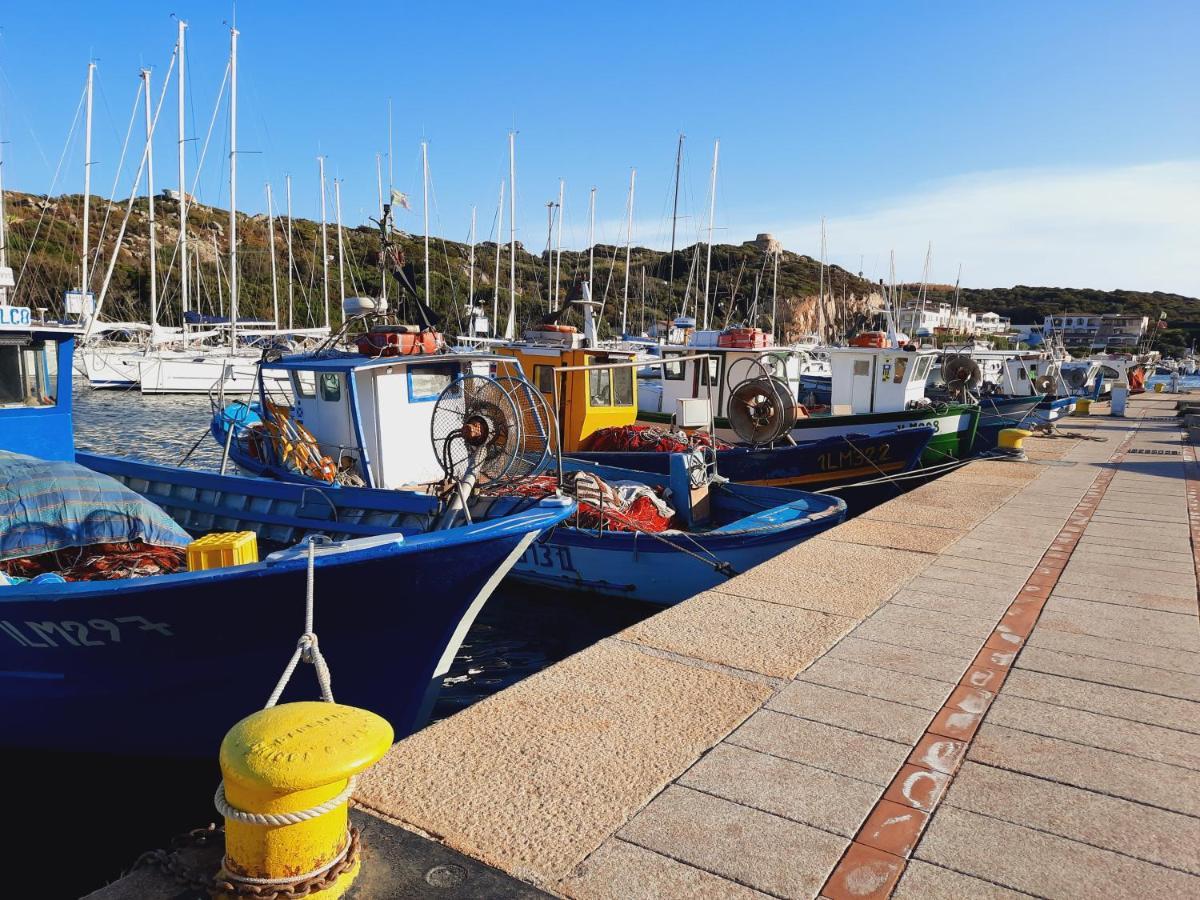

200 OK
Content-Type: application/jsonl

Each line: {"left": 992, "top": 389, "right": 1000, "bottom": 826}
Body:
{"left": 822, "top": 417, "right": 1196, "bottom": 900}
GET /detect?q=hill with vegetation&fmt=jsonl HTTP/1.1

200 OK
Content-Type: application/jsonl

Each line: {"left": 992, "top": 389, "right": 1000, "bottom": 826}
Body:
{"left": 4, "top": 190, "right": 1195, "bottom": 352}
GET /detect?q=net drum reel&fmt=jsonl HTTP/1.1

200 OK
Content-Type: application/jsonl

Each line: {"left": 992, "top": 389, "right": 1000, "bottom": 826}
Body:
{"left": 726, "top": 374, "right": 802, "bottom": 446}
{"left": 942, "top": 354, "right": 983, "bottom": 401}
{"left": 430, "top": 372, "right": 555, "bottom": 528}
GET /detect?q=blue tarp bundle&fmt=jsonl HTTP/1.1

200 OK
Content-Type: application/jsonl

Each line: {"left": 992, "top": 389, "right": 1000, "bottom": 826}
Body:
{"left": 0, "top": 451, "right": 190, "bottom": 562}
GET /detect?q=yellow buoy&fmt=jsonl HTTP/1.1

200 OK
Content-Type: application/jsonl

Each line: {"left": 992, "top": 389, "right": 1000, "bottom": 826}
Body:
{"left": 1074, "top": 399, "right": 1092, "bottom": 416}
{"left": 215, "top": 701, "right": 393, "bottom": 898}
{"left": 1155, "top": 382, "right": 1165, "bottom": 393}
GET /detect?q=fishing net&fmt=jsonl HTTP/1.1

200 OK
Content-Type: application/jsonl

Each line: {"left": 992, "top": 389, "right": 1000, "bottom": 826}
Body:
{"left": 577, "top": 424, "right": 731, "bottom": 453}
{"left": 478, "top": 471, "right": 676, "bottom": 533}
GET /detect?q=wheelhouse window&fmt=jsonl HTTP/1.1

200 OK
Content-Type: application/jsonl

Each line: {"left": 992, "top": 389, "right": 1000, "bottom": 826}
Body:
{"left": 534, "top": 364, "right": 556, "bottom": 394}
{"left": 893, "top": 356, "right": 908, "bottom": 384}
{"left": 292, "top": 370, "right": 317, "bottom": 398}
{"left": 912, "top": 355, "right": 932, "bottom": 380}
{"left": 663, "top": 352, "right": 685, "bottom": 381}
{"left": 588, "top": 366, "right": 612, "bottom": 406}
{"left": 612, "top": 366, "right": 634, "bottom": 406}
{"left": 408, "top": 363, "right": 458, "bottom": 402}
{"left": 698, "top": 355, "right": 721, "bottom": 387}
{"left": 0, "top": 340, "right": 58, "bottom": 408}
{"left": 319, "top": 372, "right": 341, "bottom": 402}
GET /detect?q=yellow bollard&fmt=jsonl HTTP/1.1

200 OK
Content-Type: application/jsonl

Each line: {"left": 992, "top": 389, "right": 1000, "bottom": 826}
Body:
{"left": 997, "top": 428, "right": 1032, "bottom": 453}
{"left": 215, "top": 701, "right": 393, "bottom": 899}
{"left": 1074, "top": 398, "right": 1092, "bottom": 416}
{"left": 1155, "top": 382, "right": 1165, "bottom": 393}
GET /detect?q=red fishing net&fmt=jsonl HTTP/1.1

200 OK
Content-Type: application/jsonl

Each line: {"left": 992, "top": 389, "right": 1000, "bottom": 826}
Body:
{"left": 478, "top": 472, "right": 675, "bottom": 533}
{"left": 577, "top": 424, "right": 731, "bottom": 453}
{"left": 1, "top": 542, "right": 187, "bottom": 582}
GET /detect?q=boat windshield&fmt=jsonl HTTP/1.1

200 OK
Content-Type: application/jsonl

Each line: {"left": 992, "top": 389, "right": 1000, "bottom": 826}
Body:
{"left": 0, "top": 340, "right": 58, "bottom": 408}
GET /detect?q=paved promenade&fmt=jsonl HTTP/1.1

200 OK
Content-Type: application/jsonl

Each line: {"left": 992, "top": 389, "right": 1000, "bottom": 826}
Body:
{"left": 358, "top": 394, "right": 1200, "bottom": 899}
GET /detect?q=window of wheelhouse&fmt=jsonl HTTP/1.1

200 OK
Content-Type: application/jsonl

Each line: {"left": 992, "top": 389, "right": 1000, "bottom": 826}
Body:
{"left": 408, "top": 363, "right": 459, "bottom": 402}
{"left": 583, "top": 357, "right": 634, "bottom": 407}
{"left": 663, "top": 352, "right": 685, "bottom": 381}
{"left": 698, "top": 355, "right": 721, "bottom": 387}
{"left": 0, "top": 339, "right": 58, "bottom": 408}
{"left": 292, "top": 370, "right": 317, "bottom": 398}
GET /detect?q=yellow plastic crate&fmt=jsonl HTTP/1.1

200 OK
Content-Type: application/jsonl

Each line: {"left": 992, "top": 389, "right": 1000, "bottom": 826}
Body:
{"left": 187, "top": 531, "right": 259, "bottom": 571}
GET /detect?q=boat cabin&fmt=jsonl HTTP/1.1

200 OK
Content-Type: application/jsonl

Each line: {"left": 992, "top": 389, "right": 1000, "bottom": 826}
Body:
{"left": 0, "top": 304, "right": 79, "bottom": 461}
{"left": 491, "top": 325, "right": 641, "bottom": 453}
{"left": 247, "top": 350, "right": 531, "bottom": 490}
{"left": 828, "top": 347, "right": 939, "bottom": 415}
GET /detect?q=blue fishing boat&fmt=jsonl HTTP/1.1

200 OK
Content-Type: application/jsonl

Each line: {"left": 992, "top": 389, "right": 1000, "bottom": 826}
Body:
{"left": 210, "top": 305, "right": 847, "bottom": 607}
{"left": 0, "top": 308, "right": 572, "bottom": 756}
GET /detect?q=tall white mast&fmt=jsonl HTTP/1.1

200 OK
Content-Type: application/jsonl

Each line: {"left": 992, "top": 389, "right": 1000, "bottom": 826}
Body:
{"left": 421, "top": 141, "right": 431, "bottom": 308}
{"left": 492, "top": 180, "right": 504, "bottom": 337}
{"left": 375, "top": 152, "right": 383, "bottom": 219}
{"left": 770, "top": 246, "right": 780, "bottom": 343}
{"left": 81, "top": 61, "right": 95, "bottom": 301}
{"left": 285, "top": 174, "right": 294, "bottom": 330}
{"left": 228, "top": 27, "right": 239, "bottom": 348}
{"left": 318, "top": 155, "right": 328, "bottom": 329}
{"left": 703, "top": 138, "right": 719, "bottom": 331}
{"left": 587, "top": 186, "right": 596, "bottom": 287}
{"left": 621, "top": 168, "right": 636, "bottom": 336}
{"left": 266, "top": 182, "right": 279, "bottom": 327}
{"left": 544, "top": 200, "right": 555, "bottom": 311}
{"left": 467, "top": 204, "right": 476, "bottom": 325}
{"left": 506, "top": 132, "right": 516, "bottom": 340}
{"left": 667, "top": 132, "right": 684, "bottom": 315}
{"left": 554, "top": 177, "right": 564, "bottom": 310}
{"left": 142, "top": 68, "right": 158, "bottom": 337}
{"left": 817, "top": 217, "right": 826, "bottom": 344}
{"left": 176, "top": 19, "right": 188, "bottom": 343}
{"left": 0, "top": 143, "right": 8, "bottom": 306}
{"left": 335, "top": 178, "right": 346, "bottom": 308}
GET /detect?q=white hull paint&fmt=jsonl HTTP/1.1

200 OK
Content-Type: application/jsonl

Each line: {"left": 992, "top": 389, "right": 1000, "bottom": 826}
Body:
{"left": 138, "top": 353, "right": 292, "bottom": 395}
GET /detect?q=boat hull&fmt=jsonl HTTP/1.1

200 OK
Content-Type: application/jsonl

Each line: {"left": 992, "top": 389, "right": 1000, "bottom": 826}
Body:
{"left": 138, "top": 354, "right": 291, "bottom": 395}
{"left": 508, "top": 483, "right": 845, "bottom": 604}
{"left": 570, "top": 428, "right": 934, "bottom": 491}
{"left": 639, "top": 403, "right": 979, "bottom": 467}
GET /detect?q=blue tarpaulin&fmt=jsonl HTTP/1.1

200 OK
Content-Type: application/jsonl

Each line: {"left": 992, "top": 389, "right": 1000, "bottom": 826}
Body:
{"left": 0, "top": 451, "right": 190, "bottom": 562}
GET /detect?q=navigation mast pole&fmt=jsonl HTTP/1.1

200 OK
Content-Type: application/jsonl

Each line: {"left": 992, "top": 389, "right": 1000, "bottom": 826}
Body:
{"left": 703, "top": 138, "right": 718, "bottom": 331}
{"left": 554, "top": 178, "right": 564, "bottom": 310}
{"left": 668, "top": 132, "right": 683, "bottom": 315}
{"left": 266, "top": 183, "right": 279, "bottom": 327}
{"left": 285, "top": 174, "right": 294, "bottom": 330}
{"left": 228, "top": 27, "right": 239, "bottom": 349}
{"left": 375, "top": 152, "right": 383, "bottom": 219}
{"left": 467, "top": 204, "right": 476, "bottom": 329}
{"left": 176, "top": 19, "right": 188, "bottom": 343}
{"left": 621, "top": 168, "right": 636, "bottom": 336}
{"left": 318, "top": 155, "right": 329, "bottom": 329}
{"left": 544, "top": 200, "right": 554, "bottom": 312}
{"left": 506, "top": 132, "right": 516, "bottom": 340}
{"left": 81, "top": 62, "right": 95, "bottom": 306}
{"left": 335, "top": 178, "right": 346, "bottom": 309}
{"left": 492, "top": 180, "right": 504, "bottom": 337}
{"left": 421, "top": 140, "right": 431, "bottom": 308}
{"left": 588, "top": 186, "right": 596, "bottom": 287}
{"left": 817, "top": 217, "right": 826, "bottom": 344}
{"left": 141, "top": 68, "right": 159, "bottom": 338}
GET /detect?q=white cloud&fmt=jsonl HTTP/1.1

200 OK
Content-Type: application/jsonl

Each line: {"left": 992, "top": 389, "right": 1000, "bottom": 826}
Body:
{"left": 767, "top": 161, "right": 1200, "bottom": 296}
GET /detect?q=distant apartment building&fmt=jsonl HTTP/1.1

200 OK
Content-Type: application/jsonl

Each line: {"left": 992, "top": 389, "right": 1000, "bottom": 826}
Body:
{"left": 897, "top": 302, "right": 1010, "bottom": 337}
{"left": 1043, "top": 313, "right": 1147, "bottom": 349}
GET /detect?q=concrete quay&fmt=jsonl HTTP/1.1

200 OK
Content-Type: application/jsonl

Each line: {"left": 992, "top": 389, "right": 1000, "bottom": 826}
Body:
{"left": 93, "top": 392, "right": 1200, "bottom": 898}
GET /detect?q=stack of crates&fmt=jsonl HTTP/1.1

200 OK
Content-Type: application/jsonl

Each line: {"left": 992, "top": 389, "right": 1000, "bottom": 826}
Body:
{"left": 186, "top": 531, "right": 260, "bottom": 571}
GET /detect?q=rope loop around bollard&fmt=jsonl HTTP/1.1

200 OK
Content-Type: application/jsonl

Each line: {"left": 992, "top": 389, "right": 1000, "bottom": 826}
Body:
{"left": 213, "top": 776, "right": 358, "bottom": 827}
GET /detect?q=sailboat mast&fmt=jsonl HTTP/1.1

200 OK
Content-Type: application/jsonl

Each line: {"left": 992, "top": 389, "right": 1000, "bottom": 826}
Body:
{"left": 81, "top": 61, "right": 95, "bottom": 301}
{"left": 266, "top": 183, "right": 279, "bottom": 327}
{"left": 177, "top": 19, "right": 188, "bottom": 342}
{"left": 817, "top": 217, "right": 826, "bottom": 344}
{"left": 142, "top": 68, "right": 158, "bottom": 336}
{"left": 335, "top": 178, "right": 346, "bottom": 309}
{"left": 554, "top": 178, "right": 564, "bottom": 310}
{"left": 771, "top": 247, "right": 780, "bottom": 343}
{"left": 621, "top": 168, "right": 636, "bottom": 336}
{"left": 506, "top": 132, "right": 516, "bottom": 340}
{"left": 421, "top": 141, "right": 431, "bottom": 308}
{"left": 0, "top": 143, "right": 8, "bottom": 305}
{"left": 228, "top": 27, "right": 239, "bottom": 348}
{"left": 703, "top": 138, "right": 719, "bottom": 332}
{"left": 545, "top": 200, "right": 554, "bottom": 312}
{"left": 587, "top": 186, "right": 596, "bottom": 287}
{"left": 285, "top": 174, "right": 294, "bottom": 330}
{"left": 375, "top": 152, "right": 383, "bottom": 219}
{"left": 492, "top": 180, "right": 504, "bottom": 337}
{"left": 467, "top": 205, "right": 476, "bottom": 328}
{"left": 668, "top": 132, "right": 683, "bottom": 314}
{"left": 318, "top": 155, "right": 328, "bottom": 329}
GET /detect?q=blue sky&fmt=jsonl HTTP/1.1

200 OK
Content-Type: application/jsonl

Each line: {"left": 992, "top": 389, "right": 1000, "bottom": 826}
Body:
{"left": 1, "top": 0, "right": 1197, "bottom": 292}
